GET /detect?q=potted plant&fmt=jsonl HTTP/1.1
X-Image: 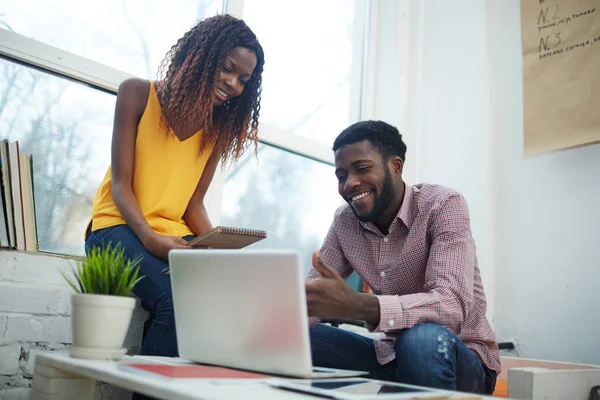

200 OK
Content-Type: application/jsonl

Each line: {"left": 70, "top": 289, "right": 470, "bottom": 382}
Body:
{"left": 62, "top": 243, "right": 144, "bottom": 360}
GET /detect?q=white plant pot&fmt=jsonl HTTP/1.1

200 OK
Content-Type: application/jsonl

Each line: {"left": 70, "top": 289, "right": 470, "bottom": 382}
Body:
{"left": 70, "top": 293, "right": 136, "bottom": 360}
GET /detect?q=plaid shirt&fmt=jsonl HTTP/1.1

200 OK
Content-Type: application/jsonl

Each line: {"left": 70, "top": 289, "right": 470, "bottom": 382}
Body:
{"left": 307, "top": 183, "right": 501, "bottom": 373}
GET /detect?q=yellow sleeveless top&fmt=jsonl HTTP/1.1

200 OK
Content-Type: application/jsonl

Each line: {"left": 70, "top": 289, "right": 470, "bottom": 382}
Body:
{"left": 89, "top": 80, "right": 213, "bottom": 237}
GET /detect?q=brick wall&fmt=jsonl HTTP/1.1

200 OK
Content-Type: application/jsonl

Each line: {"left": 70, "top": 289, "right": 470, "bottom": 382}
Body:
{"left": 0, "top": 250, "right": 148, "bottom": 400}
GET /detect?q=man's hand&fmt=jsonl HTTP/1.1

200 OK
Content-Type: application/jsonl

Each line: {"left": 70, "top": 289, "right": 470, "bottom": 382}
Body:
{"left": 305, "top": 251, "right": 356, "bottom": 320}
{"left": 305, "top": 250, "right": 381, "bottom": 326}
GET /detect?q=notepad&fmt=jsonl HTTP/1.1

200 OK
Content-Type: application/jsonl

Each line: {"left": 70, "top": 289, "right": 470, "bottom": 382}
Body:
{"left": 187, "top": 226, "right": 266, "bottom": 249}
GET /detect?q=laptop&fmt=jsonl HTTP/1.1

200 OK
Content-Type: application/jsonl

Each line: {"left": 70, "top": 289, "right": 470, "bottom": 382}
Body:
{"left": 168, "top": 249, "right": 368, "bottom": 379}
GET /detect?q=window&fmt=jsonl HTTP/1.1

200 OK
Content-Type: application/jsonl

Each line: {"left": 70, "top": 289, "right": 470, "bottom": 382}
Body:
{"left": 1, "top": 0, "right": 223, "bottom": 78}
{"left": 241, "top": 0, "right": 368, "bottom": 146}
{"left": 0, "top": 58, "right": 114, "bottom": 255}
{"left": 222, "top": 1, "right": 368, "bottom": 287}
{"left": 220, "top": 144, "right": 343, "bottom": 275}
{"left": 0, "top": 0, "right": 372, "bottom": 281}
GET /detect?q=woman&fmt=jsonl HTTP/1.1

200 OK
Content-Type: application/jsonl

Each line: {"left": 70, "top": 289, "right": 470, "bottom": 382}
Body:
{"left": 84, "top": 14, "right": 264, "bottom": 358}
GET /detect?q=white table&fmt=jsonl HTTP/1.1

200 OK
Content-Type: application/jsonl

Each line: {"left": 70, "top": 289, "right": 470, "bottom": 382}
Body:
{"left": 30, "top": 352, "right": 501, "bottom": 400}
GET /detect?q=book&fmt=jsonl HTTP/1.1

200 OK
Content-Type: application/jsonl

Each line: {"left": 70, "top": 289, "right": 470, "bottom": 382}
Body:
{"left": 187, "top": 226, "right": 266, "bottom": 249}
{"left": 8, "top": 141, "right": 25, "bottom": 250}
{"left": 0, "top": 140, "right": 15, "bottom": 248}
{"left": 119, "top": 363, "right": 269, "bottom": 379}
{"left": 0, "top": 140, "right": 38, "bottom": 251}
{"left": 29, "top": 155, "right": 39, "bottom": 250}
{"left": 0, "top": 156, "right": 8, "bottom": 247}
{"left": 19, "top": 154, "right": 37, "bottom": 251}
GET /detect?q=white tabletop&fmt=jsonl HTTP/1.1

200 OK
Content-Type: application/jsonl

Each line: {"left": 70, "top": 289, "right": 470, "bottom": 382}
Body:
{"left": 34, "top": 352, "right": 499, "bottom": 400}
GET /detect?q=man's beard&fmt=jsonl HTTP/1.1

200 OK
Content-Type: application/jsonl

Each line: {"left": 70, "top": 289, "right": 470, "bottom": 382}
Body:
{"left": 350, "top": 167, "right": 396, "bottom": 223}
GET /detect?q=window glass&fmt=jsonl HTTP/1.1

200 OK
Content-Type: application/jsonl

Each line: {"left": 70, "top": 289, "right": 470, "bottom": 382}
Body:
{"left": 1, "top": 0, "right": 223, "bottom": 78}
{"left": 220, "top": 144, "right": 344, "bottom": 277}
{"left": 0, "top": 59, "right": 114, "bottom": 255}
{"left": 242, "top": 0, "right": 367, "bottom": 146}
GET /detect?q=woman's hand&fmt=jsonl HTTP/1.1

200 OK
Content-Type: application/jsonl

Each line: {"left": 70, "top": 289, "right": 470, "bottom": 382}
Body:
{"left": 143, "top": 233, "right": 189, "bottom": 261}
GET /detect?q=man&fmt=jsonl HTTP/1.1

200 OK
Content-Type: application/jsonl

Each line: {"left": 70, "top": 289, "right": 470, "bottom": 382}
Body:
{"left": 305, "top": 120, "right": 500, "bottom": 395}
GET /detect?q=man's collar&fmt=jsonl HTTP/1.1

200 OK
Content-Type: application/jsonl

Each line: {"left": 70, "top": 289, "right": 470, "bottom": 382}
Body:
{"left": 397, "top": 182, "right": 415, "bottom": 230}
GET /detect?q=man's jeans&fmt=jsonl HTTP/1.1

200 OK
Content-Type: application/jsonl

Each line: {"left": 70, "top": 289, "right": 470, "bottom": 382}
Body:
{"left": 310, "top": 323, "right": 497, "bottom": 394}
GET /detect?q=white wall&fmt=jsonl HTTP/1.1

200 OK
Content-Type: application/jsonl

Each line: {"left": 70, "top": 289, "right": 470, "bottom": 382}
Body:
{"left": 371, "top": 0, "right": 420, "bottom": 186}
{"left": 414, "top": 0, "right": 497, "bottom": 328}
{"left": 487, "top": 0, "right": 600, "bottom": 365}
{"left": 0, "top": 250, "right": 147, "bottom": 399}
{"left": 378, "top": 0, "right": 497, "bottom": 325}
{"left": 386, "top": 0, "right": 600, "bottom": 365}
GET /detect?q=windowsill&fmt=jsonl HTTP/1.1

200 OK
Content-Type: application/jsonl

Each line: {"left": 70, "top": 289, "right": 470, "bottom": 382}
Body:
{"left": 0, "top": 248, "right": 85, "bottom": 261}
{"left": 0, "top": 248, "right": 82, "bottom": 287}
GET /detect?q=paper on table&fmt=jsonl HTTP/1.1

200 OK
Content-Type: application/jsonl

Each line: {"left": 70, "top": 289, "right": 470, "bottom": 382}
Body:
{"left": 520, "top": 0, "right": 600, "bottom": 156}
{"left": 120, "top": 363, "right": 270, "bottom": 380}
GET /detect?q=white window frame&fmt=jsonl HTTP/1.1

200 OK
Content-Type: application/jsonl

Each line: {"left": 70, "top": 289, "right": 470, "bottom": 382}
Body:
{"left": 214, "top": 0, "right": 376, "bottom": 222}
{"left": 367, "top": 0, "right": 421, "bottom": 185}
{"left": 0, "top": 0, "right": 378, "bottom": 229}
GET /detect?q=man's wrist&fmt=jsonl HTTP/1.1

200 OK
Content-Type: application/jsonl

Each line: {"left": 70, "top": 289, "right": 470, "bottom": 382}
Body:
{"left": 349, "top": 292, "right": 380, "bottom": 326}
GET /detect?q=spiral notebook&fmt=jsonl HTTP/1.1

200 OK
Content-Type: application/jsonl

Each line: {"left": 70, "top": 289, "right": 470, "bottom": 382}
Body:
{"left": 187, "top": 226, "right": 266, "bottom": 249}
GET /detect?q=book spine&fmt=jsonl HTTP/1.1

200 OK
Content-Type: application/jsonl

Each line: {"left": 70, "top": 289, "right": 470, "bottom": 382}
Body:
{"left": 1, "top": 140, "right": 15, "bottom": 248}
{"left": 0, "top": 158, "right": 8, "bottom": 247}
{"left": 21, "top": 154, "right": 37, "bottom": 252}
{"left": 9, "top": 141, "right": 25, "bottom": 250}
{"left": 29, "top": 155, "right": 39, "bottom": 251}
{"left": 16, "top": 143, "right": 26, "bottom": 250}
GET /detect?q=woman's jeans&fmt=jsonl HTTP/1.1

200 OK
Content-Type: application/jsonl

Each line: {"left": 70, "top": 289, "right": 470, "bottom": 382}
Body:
{"left": 85, "top": 224, "right": 193, "bottom": 357}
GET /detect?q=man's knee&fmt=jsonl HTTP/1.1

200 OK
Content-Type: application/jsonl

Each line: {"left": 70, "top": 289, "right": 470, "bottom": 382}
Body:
{"left": 394, "top": 324, "right": 456, "bottom": 377}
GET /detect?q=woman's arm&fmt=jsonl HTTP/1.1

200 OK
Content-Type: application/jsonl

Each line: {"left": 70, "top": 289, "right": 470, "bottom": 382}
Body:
{"left": 110, "top": 78, "right": 188, "bottom": 259}
{"left": 183, "top": 147, "right": 221, "bottom": 235}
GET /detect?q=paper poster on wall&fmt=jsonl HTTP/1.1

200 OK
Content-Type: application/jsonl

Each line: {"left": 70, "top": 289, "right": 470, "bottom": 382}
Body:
{"left": 520, "top": 0, "right": 600, "bottom": 156}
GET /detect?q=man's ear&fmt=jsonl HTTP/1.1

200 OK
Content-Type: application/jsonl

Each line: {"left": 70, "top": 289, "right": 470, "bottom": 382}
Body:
{"left": 390, "top": 156, "right": 404, "bottom": 176}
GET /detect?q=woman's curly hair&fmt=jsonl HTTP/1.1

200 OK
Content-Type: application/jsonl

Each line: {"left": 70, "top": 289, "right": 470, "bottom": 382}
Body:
{"left": 156, "top": 14, "right": 264, "bottom": 164}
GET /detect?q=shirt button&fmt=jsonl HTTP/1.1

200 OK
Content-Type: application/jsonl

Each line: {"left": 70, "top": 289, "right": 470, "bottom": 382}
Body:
{"left": 380, "top": 271, "right": 385, "bottom": 278}
{"left": 389, "top": 319, "right": 395, "bottom": 326}
{"left": 383, "top": 237, "right": 389, "bottom": 243}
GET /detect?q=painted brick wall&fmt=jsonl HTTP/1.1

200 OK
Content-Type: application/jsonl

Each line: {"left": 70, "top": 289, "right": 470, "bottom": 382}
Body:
{"left": 0, "top": 250, "right": 148, "bottom": 400}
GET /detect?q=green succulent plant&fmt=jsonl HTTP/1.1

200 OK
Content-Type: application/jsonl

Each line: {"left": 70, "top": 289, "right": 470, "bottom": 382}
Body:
{"left": 62, "top": 243, "right": 144, "bottom": 296}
